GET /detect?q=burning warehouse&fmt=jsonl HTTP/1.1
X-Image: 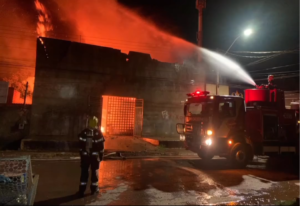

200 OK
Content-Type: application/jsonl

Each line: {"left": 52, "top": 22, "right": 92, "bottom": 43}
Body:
{"left": 21, "top": 37, "right": 205, "bottom": 150}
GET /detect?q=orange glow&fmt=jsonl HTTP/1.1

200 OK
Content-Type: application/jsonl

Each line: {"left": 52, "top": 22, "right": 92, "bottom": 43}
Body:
{"left": 142, "top": 138, "right": 159, "bottom": 146}
{"left": 228, "top": 140, "right": 233, "bottom": 145}
{"left": 0, "top": 0, "right": 198, "bottom": 96}
{"left": 103, "top": 96, "right": 137, "bottom": 135}
{"left": 206, "top": 130, "right": 213, "bottom": 136}
{"left": 101, "top": 127, "right": 105, "bottom": 133}
{"left": 12, "top": 77, "right": 35, "bottom": 105}
{"left": 53, "top": 0, "right": 197, "bottom": 63}
{"left": 35, "top": 0, "right": 53, "bottom": 37}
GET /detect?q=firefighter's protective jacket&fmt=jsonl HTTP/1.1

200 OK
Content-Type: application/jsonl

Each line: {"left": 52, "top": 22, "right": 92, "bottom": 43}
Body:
{"left": 78, "top": 128, "right": 105, "bottom": 160}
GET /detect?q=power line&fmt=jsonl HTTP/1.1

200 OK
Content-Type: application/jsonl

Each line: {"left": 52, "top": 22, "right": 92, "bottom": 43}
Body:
{"left": 0, "top": 62, "right": 35, "bottom": 69}
{"left": 254, "top": 74, "right": 299, "bottom": 81}
{"left": 0, "top": 46, "right": 36, "bottom": 51}
{"left": 0, "top": 57, "right": 35, "bottom": 63}
{"left": 252, "top": 71, "right": 299, "bottom": 75}
{"left": 249, "top": 63, "right": 299, "bottom": 73}
{"left": 246, "top": 50, "right": 298, "bottom": 67}
{"left": 226, "top": 53, "right": 275, "bottom": 58}
{"left": 219, "top": 49, "right": 298, "bottom": 58}
{"left": 233, "top": 50, "right": 300, "bottom": 54}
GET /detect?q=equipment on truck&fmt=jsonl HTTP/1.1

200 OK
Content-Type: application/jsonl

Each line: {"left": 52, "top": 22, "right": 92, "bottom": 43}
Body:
{"left": 176, "top": 86, "right": 298, "bottom": 168}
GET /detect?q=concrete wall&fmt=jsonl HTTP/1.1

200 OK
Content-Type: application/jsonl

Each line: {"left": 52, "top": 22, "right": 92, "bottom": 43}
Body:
{"left": 0, "top": 104, "right": 31, "bottom": 149}
{"left": 29, "top": 37, "right": 205, "bottom": 141}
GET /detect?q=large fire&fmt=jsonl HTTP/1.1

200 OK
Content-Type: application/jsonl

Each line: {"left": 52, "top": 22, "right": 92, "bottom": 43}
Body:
{"left": 34, "top": 0, "right": 53, "bottom": 37}
{"left": 0, "top": 0, "right": 198, "bottom": 105}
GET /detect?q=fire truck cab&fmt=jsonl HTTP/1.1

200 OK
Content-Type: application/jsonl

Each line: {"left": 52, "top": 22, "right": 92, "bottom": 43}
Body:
{"left": 176, "top": 89, "right": 298, "bottom": 168}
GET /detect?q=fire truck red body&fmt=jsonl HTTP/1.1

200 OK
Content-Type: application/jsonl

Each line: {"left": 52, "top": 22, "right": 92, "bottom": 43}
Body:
{"left": 176, "top": 88, "right": 299, "bottom": 167}
{"left": 245, "top": 89, "right": 298, "bottom": 155}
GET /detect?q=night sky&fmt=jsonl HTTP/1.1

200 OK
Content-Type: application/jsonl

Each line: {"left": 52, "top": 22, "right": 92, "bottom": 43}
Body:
{"left": 119, "top": 0, "right": 299, "bottom": 90}
{"left": 0, "top": 0, "right": 299, "bottom": 90}
{"left": 119, "top": 0, "right": 299, "bottom": 51}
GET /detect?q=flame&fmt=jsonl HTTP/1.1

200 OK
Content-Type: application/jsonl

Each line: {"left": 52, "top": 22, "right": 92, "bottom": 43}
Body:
{"left": 0, "top": 0, "right": 198, "bottom": 104}
{"left": 35, "top": 0, "right": 53, "bottom": 37}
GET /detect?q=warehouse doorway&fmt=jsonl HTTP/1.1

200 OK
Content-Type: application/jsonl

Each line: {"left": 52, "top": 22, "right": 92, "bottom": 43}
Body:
{"left": 101, "top": 96, "right": 143, "bottom": 136}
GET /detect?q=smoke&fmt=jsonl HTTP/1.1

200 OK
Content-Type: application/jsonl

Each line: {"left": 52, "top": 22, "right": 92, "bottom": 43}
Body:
{"left": 0, "top": 0, "right": 37, "bottom": 104}
{"left": 0, "top": 0, "right": 199, "bottom": 104}
{"left": 51, "top": 0, "right": 197, "bottom": 63}
{"left": 0, "top": 0, "right": 255, "bottom": 101}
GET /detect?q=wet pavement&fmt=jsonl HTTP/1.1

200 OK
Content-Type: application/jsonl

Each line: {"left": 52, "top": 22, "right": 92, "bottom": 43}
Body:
{"left": 32, "top": 157, "right": 299, "bottom": 205}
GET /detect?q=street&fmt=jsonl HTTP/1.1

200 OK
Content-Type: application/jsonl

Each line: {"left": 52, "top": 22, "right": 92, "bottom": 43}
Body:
{"left": 33, "top": 156, "right": 299, "bottom": 205}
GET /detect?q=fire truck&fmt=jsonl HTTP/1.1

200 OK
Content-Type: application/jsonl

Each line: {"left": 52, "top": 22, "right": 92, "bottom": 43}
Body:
{"left": 176, "top": 88, "right": 299, "bottom": 168}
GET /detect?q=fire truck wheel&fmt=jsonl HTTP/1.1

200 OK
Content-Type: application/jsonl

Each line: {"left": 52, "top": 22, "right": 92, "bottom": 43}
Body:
{"left": 197, "top": 151, "right": 214, "bottom": 161}
{"left": 230, "top": 144, "right": 249, "bottom": 168}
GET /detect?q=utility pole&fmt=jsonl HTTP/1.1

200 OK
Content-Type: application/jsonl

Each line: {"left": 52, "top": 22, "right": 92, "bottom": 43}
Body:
{"left": 196, "top": 0, "right": 206, "bottom": 90}
{"left": 23, "top": 82, "right": 28, "bottom": 107}
{"left": 196, "top": 0, "right": 206, "bottom": 48}
{"left": 216, "top": 49, "right": 221, "bottom": 95}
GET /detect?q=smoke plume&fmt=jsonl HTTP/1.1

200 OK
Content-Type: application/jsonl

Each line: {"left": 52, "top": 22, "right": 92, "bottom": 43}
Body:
{"left": 51, "top": 0, "right": 196, "bottom": 62}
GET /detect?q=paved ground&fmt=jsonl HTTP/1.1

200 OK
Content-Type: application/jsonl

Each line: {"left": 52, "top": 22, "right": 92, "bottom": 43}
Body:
{"left": 32, "top": 156, "right": 299, "bottom": 205}
{"left": 0, "top": 148, "right": 197, "bottom": 160}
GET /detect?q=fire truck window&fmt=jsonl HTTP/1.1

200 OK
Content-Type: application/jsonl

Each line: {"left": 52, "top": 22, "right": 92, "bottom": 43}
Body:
{"left": 219, "top": 102, "right": 236, "bottom": 118}
{"left": 188, "top": 102, "right": 212, "bottom": 116}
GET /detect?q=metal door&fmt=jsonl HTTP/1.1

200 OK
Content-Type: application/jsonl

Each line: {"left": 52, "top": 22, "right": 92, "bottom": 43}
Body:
{"left": 106, "top": 96, "right": 135, "bottom": 135}
{"left": 133, "top": 99, "right": 144, "bottom": 137}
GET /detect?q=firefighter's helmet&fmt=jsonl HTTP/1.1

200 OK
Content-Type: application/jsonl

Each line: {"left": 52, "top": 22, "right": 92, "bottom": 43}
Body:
{"left": 268, "top": 75, "right": 274, "bottom": 82}
{"left": 88, "top": 116, "right": 99, "bottom": 129}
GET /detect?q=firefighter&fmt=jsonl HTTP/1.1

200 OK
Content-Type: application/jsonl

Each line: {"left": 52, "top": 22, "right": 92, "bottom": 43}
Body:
{"left": 78, "top": 116, "right": 105, "bottom": 196}
{"left": 266, "top": 75, "right": 276, "bottom": 89}
{"left": 255, "top": 75, "right": 276, "bottom": 89}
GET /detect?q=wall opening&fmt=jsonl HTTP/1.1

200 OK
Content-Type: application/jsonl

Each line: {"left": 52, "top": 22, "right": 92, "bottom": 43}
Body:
{"left": 101, "top": 96, "right": 143, "bottom": 136}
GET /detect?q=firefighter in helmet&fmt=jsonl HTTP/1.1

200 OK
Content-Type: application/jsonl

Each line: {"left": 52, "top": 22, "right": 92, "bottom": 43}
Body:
{"left": 78, "top": 115, "right": 105, "bottom": 196}
{"left": 256, "top": 75, "right": 276, "bottom": 89}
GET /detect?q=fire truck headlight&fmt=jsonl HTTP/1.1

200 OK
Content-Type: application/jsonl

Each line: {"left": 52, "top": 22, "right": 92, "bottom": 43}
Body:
{"left": 205, "top": 138, "right": 212, "bottom": 146}
{"left": 206, "top": 130, "right": 213, "bottom": 136}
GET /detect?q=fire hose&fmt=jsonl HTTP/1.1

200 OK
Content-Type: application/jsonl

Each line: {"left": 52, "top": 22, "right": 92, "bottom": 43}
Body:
{"left": 69, "top": 152, "right": 126, "bottom": 160}
{"left": 103, "top": 152, "right": 126, "bottom": 160}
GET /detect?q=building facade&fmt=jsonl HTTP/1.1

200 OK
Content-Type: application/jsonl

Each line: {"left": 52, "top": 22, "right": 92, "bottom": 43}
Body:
{"left": 26, "top": 37, "right": 205, "bottom": 145}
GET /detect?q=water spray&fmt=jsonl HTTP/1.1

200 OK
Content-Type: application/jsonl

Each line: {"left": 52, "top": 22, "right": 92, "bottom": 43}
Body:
{"left": 199, "top": 47, "right": 256, "bottom": 86}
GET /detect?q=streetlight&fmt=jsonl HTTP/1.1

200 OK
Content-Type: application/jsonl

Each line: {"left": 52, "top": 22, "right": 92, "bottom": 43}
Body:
{"left": 244, "top": 28, "right": 253, "bottom": 36}
{"left": 216, "top": 28, "right": 253, "bottom": 94}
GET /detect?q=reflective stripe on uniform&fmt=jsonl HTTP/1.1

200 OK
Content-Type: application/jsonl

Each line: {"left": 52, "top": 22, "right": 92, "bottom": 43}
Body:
{"left": 82, "top": 152, "right": 88, "bottom": 155}
{"left": 92, "top": 152, "right": 99, "bottom": 155}
{"left": 80, "top": 182, "right": 87, "bottom": 185}
{"left": 94, "top": 138, "right": 103, "bottom": 143}
{"left": 91, "top": 182, "right": 98, "bottom": 186}
{"left": 79, "top": 137, "right": 86, "bottom": 142}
